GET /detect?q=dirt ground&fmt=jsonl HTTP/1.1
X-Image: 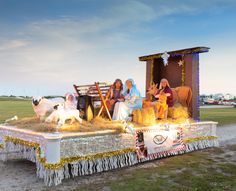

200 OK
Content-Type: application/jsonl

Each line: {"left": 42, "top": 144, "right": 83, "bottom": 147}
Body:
{"left": 0, "top": 124, "right": 236, "bottom": 191}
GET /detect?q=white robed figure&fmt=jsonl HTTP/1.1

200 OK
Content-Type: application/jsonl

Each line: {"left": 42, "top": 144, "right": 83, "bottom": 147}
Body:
{"left": 65, "top": 93, "right": 77, "bottom": 110}
{"left": 112, "top": 79, "right": 142, "bottom": 121}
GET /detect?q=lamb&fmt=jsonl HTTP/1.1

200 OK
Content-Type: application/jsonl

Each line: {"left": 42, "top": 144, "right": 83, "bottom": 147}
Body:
{"left": 45, "top": 103, "right": 82, "bottom": 126}
{"left": 32, "top": 96, "right": 65, "bottom": 120}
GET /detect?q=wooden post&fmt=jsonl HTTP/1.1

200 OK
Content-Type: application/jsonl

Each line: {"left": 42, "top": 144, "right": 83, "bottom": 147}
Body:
{"left": 145, "top": 59, "right": 154, "bottom": 99}
{"left": 184, "top": 54, "right": 200, "bottom": 120}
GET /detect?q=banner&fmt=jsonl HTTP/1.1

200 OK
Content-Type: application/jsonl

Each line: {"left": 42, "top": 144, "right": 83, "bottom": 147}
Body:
{"left": 136, "top": 127, "right": 186, "bottom": 159}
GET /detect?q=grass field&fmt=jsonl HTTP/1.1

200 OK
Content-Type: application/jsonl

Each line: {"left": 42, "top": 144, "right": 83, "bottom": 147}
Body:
{"left": 0, "top": 99, "right": 33, "bottom": 123}
{"left": 200, "top": 107, "right": 236, "bottom": 126}
{"left": 1, "top": 98, "right": 236, "bottom": 125}
{"left": 75, "top": 145, "right": 236, "bottom": 191}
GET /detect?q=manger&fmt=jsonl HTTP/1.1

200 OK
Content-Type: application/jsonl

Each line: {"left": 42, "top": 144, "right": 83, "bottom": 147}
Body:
{"left": 0, "top": 47, "right": 218, "bottom": 186}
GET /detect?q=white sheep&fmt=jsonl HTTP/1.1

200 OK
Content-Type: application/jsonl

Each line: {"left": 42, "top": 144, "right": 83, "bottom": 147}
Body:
{"left": 45, "top": 103, "right": 82, "bottom": 126}
{"left": 32, "top": 96, "right": 65, "bottom": 120}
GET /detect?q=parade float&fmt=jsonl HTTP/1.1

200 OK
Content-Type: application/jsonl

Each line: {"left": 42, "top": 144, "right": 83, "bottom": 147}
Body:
{"left": 0, "top": 47, "right": 218, "bottom": 186}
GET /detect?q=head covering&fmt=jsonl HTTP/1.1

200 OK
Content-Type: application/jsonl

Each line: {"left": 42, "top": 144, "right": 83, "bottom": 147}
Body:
{"left": 123, "top": 78, "right": 141, "bottom": 97}
{"left": 65, "top": 93, "right": 77, "bottom": 109}
{"left": 65, "top": 92, "right": 77, "bottom": 99}
{"left": 159, "top": 78, "right": 170, "bottom": 89}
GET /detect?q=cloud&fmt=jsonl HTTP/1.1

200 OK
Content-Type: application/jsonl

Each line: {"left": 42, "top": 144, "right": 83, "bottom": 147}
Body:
{"left": 0, "top": 39, "right": 29, "bottom": 51}
{"left": 0, "top": 0, "right": 236, "bottom": 95}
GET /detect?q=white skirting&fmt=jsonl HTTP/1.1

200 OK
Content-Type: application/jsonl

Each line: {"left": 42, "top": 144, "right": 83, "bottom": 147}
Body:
{"left": 36, "top": 152, "right": 138, "bottom": 186}
{"left": 0, "top": 138, "right": 219, "bottom": 186}
{"left": 1, "top": 142, "right": 37, "bottom": 162}
{"left": 185, "top": 139, "right": 219, "bottom": 152}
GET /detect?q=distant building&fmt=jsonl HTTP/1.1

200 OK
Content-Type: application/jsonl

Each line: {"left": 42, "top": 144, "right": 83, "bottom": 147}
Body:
{"left": 214, "top": 93, "right": 224, "bottom": 101}
{"left": 200, "top": 93, "right": 235, "bottom": 105}
{"left": 224, "top": 93, "right": 234, "bottom": 100}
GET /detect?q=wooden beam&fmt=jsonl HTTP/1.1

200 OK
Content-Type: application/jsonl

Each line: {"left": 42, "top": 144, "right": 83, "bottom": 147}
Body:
{"left": 145, "top": 59, "right": 154, "bottom": 99}
{"left": 139, "top": 47, "right": 210, "bottom": 61}
{"left": 184, "top": 54, "right": 200, "bottom": 120}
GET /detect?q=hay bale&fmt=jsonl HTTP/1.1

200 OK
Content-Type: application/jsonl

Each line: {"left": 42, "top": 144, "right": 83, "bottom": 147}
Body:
{"left": 132, "top": 109, "right": 138, "bottom": 123}
{"left": 137, "top": 109, "right": 143, "bottom": 124}
{"left": 142, "top": 100, "right": 152, "bottom": 108}
{"left": 132, "top": 108, "right": 155, "bottom": 126}
{"left": 168, "top": 103, "right": 189, "bottom": 119}
{"left": 132, "top": 109, "right": 143, "bottom": 124}
{"left": 141, "top": 107, "right": 156, "bottom": 126}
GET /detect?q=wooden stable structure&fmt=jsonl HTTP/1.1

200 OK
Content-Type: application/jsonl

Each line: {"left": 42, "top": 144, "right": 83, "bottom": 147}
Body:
{"left": 139, "top": 47, "right": 210, "bottom": 120}
{"left": 73, "top": 82, "right": 112, "bottom": 121}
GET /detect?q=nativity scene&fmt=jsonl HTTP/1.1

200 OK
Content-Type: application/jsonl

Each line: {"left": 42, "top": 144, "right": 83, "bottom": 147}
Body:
{"left": 0, "top": 47, "right": 218, "bottom": 186}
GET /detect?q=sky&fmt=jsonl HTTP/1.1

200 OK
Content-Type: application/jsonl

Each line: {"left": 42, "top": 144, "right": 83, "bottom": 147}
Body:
{"left": 0, "top": 0, "right": 236, "bottom": 96}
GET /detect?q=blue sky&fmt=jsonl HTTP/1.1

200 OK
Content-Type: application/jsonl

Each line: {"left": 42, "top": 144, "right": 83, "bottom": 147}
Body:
{"left": 0, "top": 0, "right": 236, "bottom": 96}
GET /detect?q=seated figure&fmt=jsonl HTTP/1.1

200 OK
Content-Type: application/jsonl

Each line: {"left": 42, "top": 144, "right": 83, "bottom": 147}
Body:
{"left": 107, "top": 79, "right": 124, "bottom": 115}
{"left": 147, "top": 78, "right": 173, "bottom": 120}
{"left": 146, "top": 80, "right": 192, "bottom": 120}
{"left": 154, "top": 78, "right": 174, "bottom": 108}
{"left": 112, "top": 79, "right": 142, "bottom": 121}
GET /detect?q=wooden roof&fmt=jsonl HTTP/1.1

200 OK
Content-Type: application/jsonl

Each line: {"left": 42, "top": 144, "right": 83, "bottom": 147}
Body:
{"left": 139, "top": 46, "right": 210, "bottom": 61}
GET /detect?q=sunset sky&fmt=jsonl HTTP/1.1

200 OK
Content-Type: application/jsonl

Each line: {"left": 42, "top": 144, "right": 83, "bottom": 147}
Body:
{"left": 0, "top": 0, "right": 236, "bottom": 96}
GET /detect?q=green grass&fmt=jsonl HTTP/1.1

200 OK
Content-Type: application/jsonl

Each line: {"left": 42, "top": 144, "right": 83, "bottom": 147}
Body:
{"left": 1, "top": 98, "right": 236, "bottom": 125}
{"left": 0, "top": 99, "right": 33, "bottom": 123}
{"left": 75, "top": 146, "right": 236, "bottom": 191}
{"left": 200, "top": 108, "right": 236, "bottom": 126}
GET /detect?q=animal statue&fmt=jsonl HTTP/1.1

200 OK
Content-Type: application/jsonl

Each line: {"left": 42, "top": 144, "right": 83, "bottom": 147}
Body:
{"left": 174, "top": 86, "right": 192, "bottom": 107}
{"left": 45, "top": 103, "right": 82, "bottom": 126}
{"left": 32, "top": 96, "right": 65, "bottom": 120}
{"left": 146, "top": 82, "right": 158, "bottom": 99}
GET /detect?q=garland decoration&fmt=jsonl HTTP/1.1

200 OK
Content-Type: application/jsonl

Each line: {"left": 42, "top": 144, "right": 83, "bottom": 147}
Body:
{"left": 177, "top": 56, "right": 185, "bottom": 86}
{"left": 183, "top": 136, "right": 217, "bottom": 143}
{"left": 150, "top": 59, "right": 154, "bottom": 86}
{"left": 4, "top": 136, "right": 136, "bottom": 170}
{"left": 181, "top": 60, "right": 185, "bottom": 86}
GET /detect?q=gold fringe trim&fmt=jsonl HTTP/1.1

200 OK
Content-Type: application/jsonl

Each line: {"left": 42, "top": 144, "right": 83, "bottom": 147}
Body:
{"left": 0, "top": 144, "right": 4, "bottom": 149}
{"left": 183, "top": 136, "right": 218, "bottom": 143}
{"left": 4, "top": 136, "right": 136, "bottom": 170}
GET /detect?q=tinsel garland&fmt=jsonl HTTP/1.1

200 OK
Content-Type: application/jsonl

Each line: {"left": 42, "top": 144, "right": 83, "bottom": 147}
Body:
{"left": 4, "top": 135, "right": 43, "bottom": 163}
{"left": 43, "top": 148, "right": 136, "bottom": 170}
{"left": 150, "top": 60, "right": 154, "bottom": 86}
{"left": 181, "top": 60, "right": 185, "bottom": 86}
{"left": 183, "top": 136, "right": 217, "bottom": 143}
{"left": 148, "top": 56, "right": 185, "bottom": 86}
{"left": 5, "top": 136, "right": 41, "bottom": 149}
{"left": 4, "top": 136, "right": 136, "bottom": 170}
